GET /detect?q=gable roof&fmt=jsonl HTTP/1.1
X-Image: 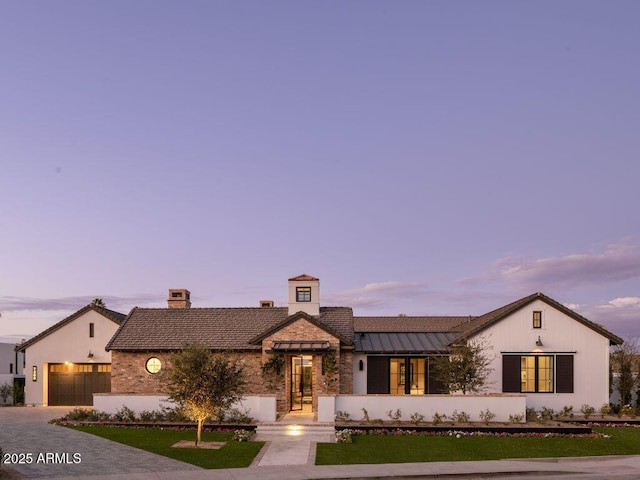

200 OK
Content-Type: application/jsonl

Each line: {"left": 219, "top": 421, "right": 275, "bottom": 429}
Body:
{"left": 106, "top": 306, "right": 354, "bottom": 351}
{"left": 249, "top": 308, "right": 353, "bottom": 346}
{"left": 288, "top": 274, "right": 319, "bottom": 281}
{"left": 16, "top": 305, "right": 126, "bottom": 352}
{"left": 455, "top": 292, "right": 624, "bottom": 346}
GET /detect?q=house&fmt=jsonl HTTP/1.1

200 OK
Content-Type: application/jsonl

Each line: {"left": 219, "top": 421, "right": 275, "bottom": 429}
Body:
{"left": 0, "top": 342, "right": 25, "bottom": 405}
{"left": 16, "top": 305, "right": 126, "bottom": 406}
{"left": 101, "top": 275, "right": 622, "bottom": 420}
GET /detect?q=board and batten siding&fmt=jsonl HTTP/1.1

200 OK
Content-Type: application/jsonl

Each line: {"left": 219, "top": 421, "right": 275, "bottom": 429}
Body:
{"left": 474, "top": 299, "right": 610, "bottom": 410}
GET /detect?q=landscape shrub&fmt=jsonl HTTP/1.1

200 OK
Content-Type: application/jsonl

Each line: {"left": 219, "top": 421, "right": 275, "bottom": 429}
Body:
{"left": 479, "top": 409, "right": 495, "bottom": 425}
{"left": 580, "top": 404, "right": 595, "bottom": 419}
{"left": 386, "top": 409, "right": 402, "bottom": 421}
{"left": 409, "top": 412, "right": 425, "bottom": 425}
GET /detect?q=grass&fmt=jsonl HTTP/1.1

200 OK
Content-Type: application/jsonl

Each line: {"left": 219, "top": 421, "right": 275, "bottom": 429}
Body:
{"left": 316, "top": 427, "right": 640, "bottom": 465}
{"left": 68, "top": 426, "right": 264, "bottom": 469}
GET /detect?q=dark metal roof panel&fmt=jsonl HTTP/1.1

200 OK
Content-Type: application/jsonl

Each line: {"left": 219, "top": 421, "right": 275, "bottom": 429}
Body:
{"left": 355, "top": 332, "right": 457, "bottom": 353}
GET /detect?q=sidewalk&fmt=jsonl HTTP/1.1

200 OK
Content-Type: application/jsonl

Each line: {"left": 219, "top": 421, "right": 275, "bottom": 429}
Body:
{"left": 44, "top": 454, "right": 640, "bottom": 480}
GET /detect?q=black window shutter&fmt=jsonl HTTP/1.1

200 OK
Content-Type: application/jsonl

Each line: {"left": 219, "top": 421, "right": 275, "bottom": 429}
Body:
{"left": 367, "top": 356, "right": 390, "bottom": 394}
{"left": 427, "top": 357, "right": 448, "bottom": 394}
{"left": 556, "top": 355, "right": 574, "bottom": 393}
{"left": 502, "top": 355, "right": 521, "bottom": 392}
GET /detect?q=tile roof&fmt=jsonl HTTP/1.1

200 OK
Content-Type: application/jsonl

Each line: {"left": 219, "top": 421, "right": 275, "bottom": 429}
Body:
{"left": 16, "top": 305, "right": 126, "bottom": 352}
{"left": 288, "top": 274, "right": 319, "bottom": 281}
{"left": 354, "top": 316, "right": 471, "bottom": 333}
{"left": 106, "top": 306, "right": 354, "bottom": 351}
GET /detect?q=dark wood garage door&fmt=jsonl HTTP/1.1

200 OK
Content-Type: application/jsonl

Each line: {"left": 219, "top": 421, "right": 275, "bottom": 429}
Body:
{"left": 48, "top": 363, "right": 111, "bottom": 406}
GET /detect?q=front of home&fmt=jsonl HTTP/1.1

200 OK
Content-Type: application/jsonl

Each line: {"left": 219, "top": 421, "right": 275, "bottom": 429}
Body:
{"left": 99, "top": 274, "right": 622, "bottom": 420}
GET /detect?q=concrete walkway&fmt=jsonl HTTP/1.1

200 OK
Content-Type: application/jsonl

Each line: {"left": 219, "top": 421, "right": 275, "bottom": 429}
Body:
{"left": 252, "top": 410, "right": 333, "bottom": 467}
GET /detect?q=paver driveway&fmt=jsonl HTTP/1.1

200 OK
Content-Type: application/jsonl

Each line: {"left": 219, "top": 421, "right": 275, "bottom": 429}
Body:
{"left": 0, "top": 406, "right": 200, "bottom": 478}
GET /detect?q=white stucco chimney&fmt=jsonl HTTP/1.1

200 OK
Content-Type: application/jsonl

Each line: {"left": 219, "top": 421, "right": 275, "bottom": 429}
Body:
{"left": 287, "top": 274, "right": 320, "bottom": 316}
{"left": 168, "top": 289, "right": 191, "bottom": 309}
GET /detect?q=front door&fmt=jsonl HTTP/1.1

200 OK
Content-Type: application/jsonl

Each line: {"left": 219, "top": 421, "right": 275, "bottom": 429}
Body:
{"left": 290, "top": 355, "right": 313, "bottom": 411}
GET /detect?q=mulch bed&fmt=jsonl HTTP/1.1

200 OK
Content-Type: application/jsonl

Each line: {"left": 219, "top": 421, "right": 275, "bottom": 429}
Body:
{"left": 171, "top": 440, "right": 226, "bottom": 449}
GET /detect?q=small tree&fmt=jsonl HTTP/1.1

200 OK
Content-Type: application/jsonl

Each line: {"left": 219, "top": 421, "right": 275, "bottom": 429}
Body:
{"left": 164, "top": 345, "right": 246, "bottom": 445}
{"left": 610, "top": 339, "right": 639, "bottom": 406}
{"left": 91, "top": 298, "right": 106, "bottom": 308}
{"left": 433, "top": 336, "right": 494, "bottom": 394}
{"left": 0, "top": 382, "right": 13, "bottom": 404}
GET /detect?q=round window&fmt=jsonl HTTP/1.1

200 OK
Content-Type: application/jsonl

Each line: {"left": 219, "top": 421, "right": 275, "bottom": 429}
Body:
{"left": 145, "top": 357, "right": 162, "bottom": 374}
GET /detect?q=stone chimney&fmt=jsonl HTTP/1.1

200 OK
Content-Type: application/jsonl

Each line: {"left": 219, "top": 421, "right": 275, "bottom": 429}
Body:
{"left": 288, "top": 274, "right": 320, "bottom": 316}
{"left": 260, "top": 300, "right": 274, "bottom": 308}
{"left": 168, "top": 289, "right": 191, "bottom": 309}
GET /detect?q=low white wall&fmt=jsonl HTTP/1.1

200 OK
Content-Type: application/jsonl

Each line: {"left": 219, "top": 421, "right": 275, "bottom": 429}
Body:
{"left": 93, "top": 394, "right": 277, "bottom": 422}
{"left": 318, "top": 394, "right": 526, "bottom": 423}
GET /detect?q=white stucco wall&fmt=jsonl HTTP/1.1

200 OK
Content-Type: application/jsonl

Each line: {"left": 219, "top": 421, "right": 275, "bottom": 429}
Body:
{"left": 353, "top": 353, "right": 368, "bottom": 394}
{"left": 0, "top": 343, "right": 24, "bottom": 376}
{"left": 94, "top": 394, "right": 277, "bottom": 422}
{"left": 288, "top": 279, "right": 320, "bottom": 316}
{"left": 318, "top": 394, "right": 526, "bottom": 423}
{"left": 475, "top": 299, "right": 612, "bottom": 411}
{"left": 22, "top": 310, "right": 120, "bottom": 406}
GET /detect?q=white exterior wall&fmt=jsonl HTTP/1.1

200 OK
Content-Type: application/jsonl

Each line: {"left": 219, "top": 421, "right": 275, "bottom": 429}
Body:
{"left": 94, "top": 394, "right": 277, "bottom": 422}
{"left": 22, "top": 310, "right": 120, "bottom": 406}
{"left": 288, "top": 279, "right": 320, "bottom": 316}
{"left": 353, "top": 353, "right": 367, "bottom": 394}
{"left": 476, "top": 299, "right": 611, "bottom": 411}
{"left": 0, "top": 343, "right": 24, "bottom": 376}
{"left": 318, "top": 394, "right": 526, "bottom": 423}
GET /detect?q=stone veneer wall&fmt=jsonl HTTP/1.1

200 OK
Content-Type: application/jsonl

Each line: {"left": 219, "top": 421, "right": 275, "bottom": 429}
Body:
{"left": 339, "top": 349, "right": 353, "bottom": 394}
{"left": 110, "top": 350, "right": 267, "bottom": 395}
{"left": 262, "top": 318, "right": 347, "bottom": 416}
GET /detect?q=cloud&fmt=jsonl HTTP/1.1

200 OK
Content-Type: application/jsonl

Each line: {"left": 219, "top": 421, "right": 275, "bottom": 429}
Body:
{"left": 0, "top": 293, "right": 162, "bottom": 314}
{"left": 323, "top": 281, "right": 429, "bottom": 310}
{"left": 571, "top": 297, "right": 640, "bottom": 341}
{"left": 463, "top": 238, "right": 640, "bottom": 292}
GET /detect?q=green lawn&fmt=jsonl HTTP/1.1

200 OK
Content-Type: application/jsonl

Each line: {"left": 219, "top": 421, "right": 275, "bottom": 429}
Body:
{"left": 69, "top": 426, "right": 264, "bottom": 469}
{"left": 316, "top": 427, "right": 640, "bottom": 465}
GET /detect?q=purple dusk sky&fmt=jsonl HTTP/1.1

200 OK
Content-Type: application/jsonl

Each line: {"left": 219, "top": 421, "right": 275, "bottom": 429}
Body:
{"left": 1, "top": 1, "right": 639, "bottom": 343}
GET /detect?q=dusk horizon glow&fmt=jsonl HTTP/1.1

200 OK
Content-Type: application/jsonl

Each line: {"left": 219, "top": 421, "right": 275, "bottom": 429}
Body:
{"left": 1, "top": 1, "right": 638, "bottom": 343}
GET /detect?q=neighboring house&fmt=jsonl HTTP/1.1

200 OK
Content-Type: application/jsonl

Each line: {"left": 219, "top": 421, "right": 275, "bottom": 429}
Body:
{"left": 0, "top": 342, "right": 25, "bottom": 405}
{"left": 104, "top": 275, "right": 622, "bottom": 417}
{"left": 16, "top": 305, "right": 126, "bottom": 406}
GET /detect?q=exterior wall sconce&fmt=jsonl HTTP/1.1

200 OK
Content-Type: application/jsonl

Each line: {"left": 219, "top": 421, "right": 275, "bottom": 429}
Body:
{"left": 535, "top": 336, "right": 543, "bottom": 347}
{"left": 87, "top": 350, "right": 94, "bottom": 359}
{"left": 359, "top": 359, "right": 364, "bottom": 371}
{"left": 32, "top": 366, "right": 37, "bottom": 382}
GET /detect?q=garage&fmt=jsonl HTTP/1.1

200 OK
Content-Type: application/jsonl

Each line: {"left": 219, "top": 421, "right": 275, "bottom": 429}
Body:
{"left": 48, "top": 363, "right": 111, "bottom": 406}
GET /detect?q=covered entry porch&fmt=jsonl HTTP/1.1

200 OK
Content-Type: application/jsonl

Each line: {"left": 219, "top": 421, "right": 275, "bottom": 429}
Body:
{"left": 269, "top": 340, "right": 335, "bottom": 415}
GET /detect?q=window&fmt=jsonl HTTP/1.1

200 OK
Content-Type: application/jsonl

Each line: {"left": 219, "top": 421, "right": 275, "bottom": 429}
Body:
{"left": 9, "top": 363, "right": 13, "bottom": 374}
{"left": 145, "top": 357, "right": 162, "bottom": 374}
{"left": 89, "top": 322, "right": 95, "bottom": 338}
{"left": 533, "top": 311, "right": 542, "bottom": 329}
{"left": 503, "top": 354, "right": 569, "bottom": 393}
{"left": 368, "top": 356, "right": 444, "bottom": 395}
{"left": 296, "top": 287, "right": 311, "bottom": 302}
{"left": 520, "top": 355, "right": 553, "bottom": 392}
